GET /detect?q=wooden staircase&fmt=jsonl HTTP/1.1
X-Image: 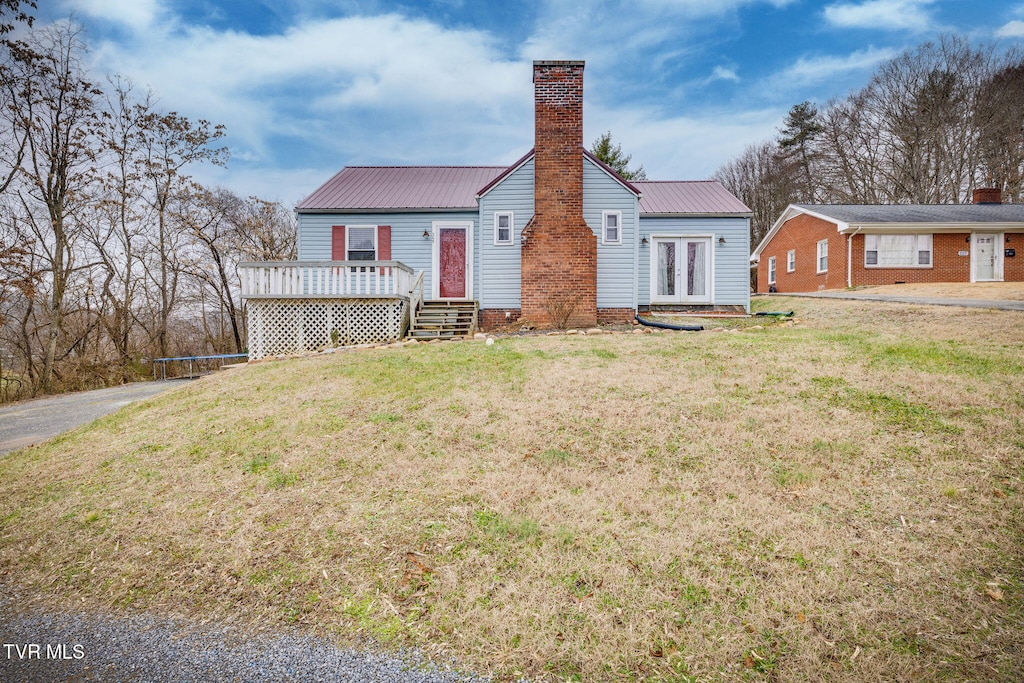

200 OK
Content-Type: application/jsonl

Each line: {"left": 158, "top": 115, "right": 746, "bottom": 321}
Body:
{"left": 408, "top": 300, "right": 478, "bottom": 339}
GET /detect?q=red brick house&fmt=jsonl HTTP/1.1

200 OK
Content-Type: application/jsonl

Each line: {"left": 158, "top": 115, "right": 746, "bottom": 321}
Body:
{"left": 752, "top": 191, "right": 1024, "bottom": 293}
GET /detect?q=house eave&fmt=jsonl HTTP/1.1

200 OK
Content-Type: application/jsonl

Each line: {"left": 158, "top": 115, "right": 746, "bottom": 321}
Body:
{"left": 837, "top": 222, "right": 1024, "bottom": 233}
{"left": 296, "top": 207, "right": 478, "bottom": 215}
{"left": 642, "top": 212, "right": 753, "bottom": 219}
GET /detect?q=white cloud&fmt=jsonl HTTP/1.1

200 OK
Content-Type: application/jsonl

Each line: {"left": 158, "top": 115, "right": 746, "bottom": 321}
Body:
{"left": 824, "top": 0, "right": 935, "bottom": 32}
{"left": 63, "top": 0, "right": 160, "bottom": 31}
{"left": 996, "top": 20, "right": 1024, "bottom": 38}
{"left": 709, "top": 66, "right": 741, "bottom": 83}
{"left": 772, "top": 46, "right": 897, "bottom": 88}
{"left": 587, "top": 104, "right": 784, "bottom": 180}
{"left": 82, "top": 12, "right": 533, "bottom": 194}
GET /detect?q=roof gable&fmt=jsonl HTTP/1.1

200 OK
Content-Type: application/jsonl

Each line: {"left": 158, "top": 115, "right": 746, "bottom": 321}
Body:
{"left": 752, "top": 203, "right": 1024, "bottom": 258}
{"left": 476, "top": 148, "right": 642, "bottom": 200}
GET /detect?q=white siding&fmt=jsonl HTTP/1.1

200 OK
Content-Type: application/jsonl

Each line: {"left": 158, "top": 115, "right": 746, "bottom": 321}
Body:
{"left": 638, "top": 216, "right": 751, "bottom": 310}
{"left": 297, "top": 211, "right": 478, "bottom": 300}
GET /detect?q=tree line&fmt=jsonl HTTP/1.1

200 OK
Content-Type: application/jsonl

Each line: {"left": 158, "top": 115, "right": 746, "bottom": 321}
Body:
{"left": 714, "top": 35, "right": 1024, "bottom": 248}
{"left": 0, "top": 14, "right": 296, "bottom": 401}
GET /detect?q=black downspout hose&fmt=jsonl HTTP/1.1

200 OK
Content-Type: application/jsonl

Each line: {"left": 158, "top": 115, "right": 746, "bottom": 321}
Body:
{"left": 634, "top": 314, "right": 703, "bottom": 332}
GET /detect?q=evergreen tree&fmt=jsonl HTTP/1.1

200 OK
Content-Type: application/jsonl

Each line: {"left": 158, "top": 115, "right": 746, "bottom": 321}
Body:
{"left": 777, "top": 101, "right": 823, "bottom": 202}
{"left": 590, "top": 131, "right": 647, "bottom": 180}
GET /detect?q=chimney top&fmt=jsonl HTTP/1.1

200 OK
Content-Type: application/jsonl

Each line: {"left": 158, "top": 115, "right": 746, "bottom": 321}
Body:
{"left": 973, "top": 188, "right": 1002, "bottom": 204}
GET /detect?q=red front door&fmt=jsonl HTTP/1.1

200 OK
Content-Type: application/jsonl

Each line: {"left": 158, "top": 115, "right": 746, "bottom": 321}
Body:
{"left": 439, "top": 228, "right": 467, "bottom": 298}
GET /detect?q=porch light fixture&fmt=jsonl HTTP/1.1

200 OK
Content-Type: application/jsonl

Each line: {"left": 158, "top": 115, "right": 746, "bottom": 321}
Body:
{"left": 718, "top": 236, "right": 726, "bottom": 244}
{"left": 641, "top": 236, "right": 649, "bottom": 245}
{"left": 422, "top": 229, "right": 431, "bottom": 239}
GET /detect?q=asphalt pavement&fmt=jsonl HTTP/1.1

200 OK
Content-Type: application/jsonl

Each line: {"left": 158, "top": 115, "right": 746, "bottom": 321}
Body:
{"left": 0, "top": 381, "right": 184, "bottom": 456}
{"left": 767, "top": 290, "right": 1024, "bottom": 311}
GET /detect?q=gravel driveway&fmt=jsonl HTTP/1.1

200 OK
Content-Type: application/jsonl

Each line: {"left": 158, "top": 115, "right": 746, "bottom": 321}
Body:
{"left": 0, "top": 589, "right": 488, "bottom": 682}
{"left": 0, "top": 383, "right": 499, "bottom": 682}
{"left": 0, "top": 381, "right": 183, "bottom": 456}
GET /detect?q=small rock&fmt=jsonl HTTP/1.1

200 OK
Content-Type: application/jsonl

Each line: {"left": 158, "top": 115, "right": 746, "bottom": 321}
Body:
{"left": 403, "top": 340, "right": 420, "bottom": 347}
{"left": 712, "top": 327, "right": 726, "bottom": 332}
{"left": 632, "top": 329, "right": 643, "bottom": 334}
{"left": 585, "top": 328, "right": 603, "bottom": 335}
{"left": 546, "top": 331, "right": 561, "bottom": 336}
{"left": 473, "top": 332, "right": 487, "bottom": 339}
{"left": 565, "top": 329, "right": 579, "bottom": 335}
{"left": 485, "top": 338, "right": 495, "bottom": 346}
{"left": 748, "top": 325, "right": 763, "bottom": 331}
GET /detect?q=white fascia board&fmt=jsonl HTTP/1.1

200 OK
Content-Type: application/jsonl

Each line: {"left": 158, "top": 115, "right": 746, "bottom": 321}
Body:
{"left": 751, "top": 205, "right": 845, "bottom": 257}
{"left": 838, "top": 222, "right": 1024, "bottom": 233}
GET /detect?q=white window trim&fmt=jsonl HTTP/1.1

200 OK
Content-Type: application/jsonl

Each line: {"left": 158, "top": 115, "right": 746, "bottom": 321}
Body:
{"left": 786, "top": 249, "right": 796, "bottom": 273}
{"left": 863, "top": 233, "right": 933, "bottom": 269}
{"left": 602, "top": 210, "right": 623, "bottom": 245}
{"left": 346, "top": 227, "right": 378, "bottom": 262}
{"left": 768, "top": 256, "right": 777, "bottom": 285}
{"left": 648, "top": 234, "right": 715, "bottom": 305}
{"left": 816, "top": 239, "right": 828, "bottom": 274}
{"left": 493, "top": 211, "right": 514, "bottom": 246}
{"left": 431, "top": 221, "right": 474, "bottom": 300}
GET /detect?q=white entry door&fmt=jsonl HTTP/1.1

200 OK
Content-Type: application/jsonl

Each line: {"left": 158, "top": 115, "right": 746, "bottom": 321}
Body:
{"left": 651, "top": 237, "right": 712, "bottom": 304}
{"left": 972, "top": 233, "right": 1001, "bottom": 282}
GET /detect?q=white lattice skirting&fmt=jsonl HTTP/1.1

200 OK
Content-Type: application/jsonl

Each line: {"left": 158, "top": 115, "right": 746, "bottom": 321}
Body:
{"left": 246, "top": 298, "right": 408, "bottom": 359}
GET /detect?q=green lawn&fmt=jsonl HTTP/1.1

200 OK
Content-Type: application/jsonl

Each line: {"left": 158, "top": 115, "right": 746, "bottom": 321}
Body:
{"left": 1, "top": 296, "right": 1021, "bottom": 681}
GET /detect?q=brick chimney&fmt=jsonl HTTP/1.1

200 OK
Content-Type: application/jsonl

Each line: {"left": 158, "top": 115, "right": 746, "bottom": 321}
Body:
{"left": 973, "top": 188, "right": 1002, "bottom": 204}
{"left": 520, "top": 60, "right": 597, "bottom": 328}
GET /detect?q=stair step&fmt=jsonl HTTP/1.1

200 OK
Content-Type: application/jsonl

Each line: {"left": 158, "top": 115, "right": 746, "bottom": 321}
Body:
{"left": 409, "top": 300, "right": 477, "bottom": 339}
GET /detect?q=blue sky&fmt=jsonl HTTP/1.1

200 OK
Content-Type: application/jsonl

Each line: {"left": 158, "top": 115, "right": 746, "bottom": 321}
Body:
{"left": 40, "top": 0, "right": 1024, "bottom": 205}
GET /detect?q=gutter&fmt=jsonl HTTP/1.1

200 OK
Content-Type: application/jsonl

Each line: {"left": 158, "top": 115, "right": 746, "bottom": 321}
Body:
{"left": 847, "top": 225, "right": 863, "bottom": 288}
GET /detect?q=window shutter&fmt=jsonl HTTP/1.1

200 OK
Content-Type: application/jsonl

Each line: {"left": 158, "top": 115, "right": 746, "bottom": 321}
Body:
{"left": 377, "top": 225, "right": 391, "bottom": 261}
{"left": 331, "top": 225, "right": 346, "bottom": 260}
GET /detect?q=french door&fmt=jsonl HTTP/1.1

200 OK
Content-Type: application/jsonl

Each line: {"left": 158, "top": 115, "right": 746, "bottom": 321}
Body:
{"left": 651, "top": 237, "right": 712, "bottom": 304}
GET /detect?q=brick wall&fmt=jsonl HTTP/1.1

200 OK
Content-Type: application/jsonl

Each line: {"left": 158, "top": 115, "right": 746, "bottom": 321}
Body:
{"left": 478, "top": 308, "right": 521, "bottom": 330}
{"left": 1004, "top": 233, "right": 1024, "bottom": 281}
{"left": 757, "top": 214, "right": 845, "bottom": 292}
{"left": 520, "top": 60, "right": 598, "bottom": 327}
{"left": 596, "top": 308, "right": 635, "bottom": 324}
{"left": 758, "top": 214, "right": 1024, "bottom": 291}
{"left": 849, "top": 233, "right": 971, "bottom": 285}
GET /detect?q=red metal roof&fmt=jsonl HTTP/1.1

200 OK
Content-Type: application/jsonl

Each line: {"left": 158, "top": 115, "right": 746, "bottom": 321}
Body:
{"left": 634, "top": 180, "right": 751, "bottom": 215}
{"left": 297, "top": 166, "right": 750, "bottom": 216}
{"left": 297, "top": 166, "right": 507, "bottom": 212}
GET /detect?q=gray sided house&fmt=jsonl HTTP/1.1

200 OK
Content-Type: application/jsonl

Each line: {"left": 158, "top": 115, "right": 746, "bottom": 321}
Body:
{"left": 240, "top": 61, "right": 751, "bottom": 359}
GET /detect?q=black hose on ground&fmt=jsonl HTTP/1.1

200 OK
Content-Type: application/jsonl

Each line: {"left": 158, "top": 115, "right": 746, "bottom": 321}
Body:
{"left": 754, "top": 311, "right": 794, "bottom": 317}
{"left": 634, "top": 315, "right": 703, "bottom": 331}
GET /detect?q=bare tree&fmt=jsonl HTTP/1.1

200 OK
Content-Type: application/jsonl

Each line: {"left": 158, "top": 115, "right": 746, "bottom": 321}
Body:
{"left": 139, "top": 111, "right": 227, "bottom": 357}
{"left": 5, "top": 22, "right": 100, "bottom": 392}
{"left": 714, "top": 141, "right": 794, "bottom": 248}
{"left": 976, "top": 58, "right": 1024, "bottom": 203}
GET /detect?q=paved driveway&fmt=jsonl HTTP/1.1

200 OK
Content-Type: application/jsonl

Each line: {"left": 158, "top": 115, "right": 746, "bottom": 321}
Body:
{"left": 771, "top": 290, "right": 1024, "bottom": 311}
{"left": 0, "top": 381, "right": 184, "bottom": 456}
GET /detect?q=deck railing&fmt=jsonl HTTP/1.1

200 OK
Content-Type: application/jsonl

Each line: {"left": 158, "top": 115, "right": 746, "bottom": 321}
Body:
{"left": 238, "top": 261, "right": 416, "bottom": 298}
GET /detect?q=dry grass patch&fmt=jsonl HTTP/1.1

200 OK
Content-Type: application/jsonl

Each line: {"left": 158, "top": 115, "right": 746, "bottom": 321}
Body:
{"left": 1, "top": 297, "right": 1022, "bottom": 681}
